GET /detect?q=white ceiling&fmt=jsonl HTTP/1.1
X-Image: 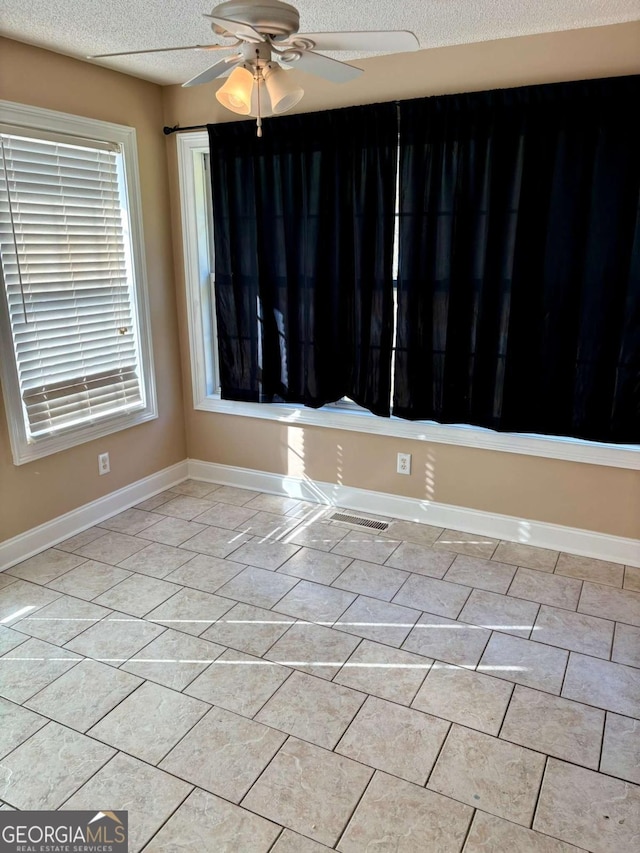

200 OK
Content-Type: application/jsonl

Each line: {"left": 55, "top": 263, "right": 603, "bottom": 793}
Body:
{"left": 1, "top": 0, "right": 638, "bottom": 85}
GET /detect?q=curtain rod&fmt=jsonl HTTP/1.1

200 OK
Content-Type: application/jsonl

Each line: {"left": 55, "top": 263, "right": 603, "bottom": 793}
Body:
{"left": 163, "top": 124, "right": 207, "bottom": 135}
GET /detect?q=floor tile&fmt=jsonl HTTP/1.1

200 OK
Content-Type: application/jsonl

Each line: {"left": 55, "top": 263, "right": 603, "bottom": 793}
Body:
{"left": 332, "top": 559, "right": 409, "bottom": 601}
{"left": 137, "top": 516, "right": 207, "bottom": 547}
{"left": 508, "top": 567, "right": 582, "bottom": 610}
{"left": 265, "top": 621, "right": 360, "bottom": 680}
{"left": 534, "top": 758, "right": 640, "bottom": 853}
{"left": 0, "top": 627, "right": 27, "bottom": 657}
{"left": 532, "top": 605, "right": 614, "bottom": 658}
{"left": 336, "top": 695, "right": 449, "bottom": 784}
{"left": 0, "top": 579, "right": 61, "bottom": 625}
{"left": 118, "top": 542, "right": 193, "bottom": 578}
{"left": 134, "top": 491, "right": 177, "bottom": 511}
{"left": 185, "top": 648, "right": 291, "bottom": 716}
{"left": 193, "top": 502, "right": 258, "bottom": 530}
{"left": 242, "top": 737, "right": 373, "bottom": 848}
{"left": 272, "top": 829, "right": 332, "bottom": 852}
{"left": 500, "top": 685, "right": 604, "bottom": 769}
{"left": 179, "top": 525, "right": 252, "bottom": 560}
{"left": 459, "top": 588, "right": 539, "bottom": 638}
{"left": 98, "top": 508, "right": 160, "bottom": 535}
{"left": 93, "top": 574, "right": 181, "bottom": 618}
{"left": 215, "top": 566, "right": 299, "bottom": 609}
{"left": 89, "top": 681, "right": 209, "bottom": 764}
{"left": 562, "top": 652, "right": 640, "bottom": 718}
{"left": 255, "top": 671, "right": 365, "bottom": 749}
{"left": 26, "top": 658, "right": 142, "bottom": 731}
{"left": 56, "top": 527, "right": 106, "bottom": 552}
{"left": 74, "top": 531, "right": 147, "bottom": 564}
{"left": 62, "top": 752, "right": 193, "bottom": 853}
{"left": 160, "top": 706, "right": 286, "bottom": 802}
{"left": 244, "top": 493, "right": 306, "bottom": 515}
{"left": 6, "top": 549, "right": 86, "bottom": 584}
{"left": 46, "top": 560, "right": 132, "bottom": 600}
{"left": 624, "top": 566, "right": 640, "bottom": 591}
{"left": 332, "top": 530, "right": 401, "bottom": 564}
{"left": 338, "top": 770, "right": 472, "bottom": 853}
{"left": 210, "top": 485, "right": 258, "bottom": 506}
{"left": 612, "top": 623, "right": 640, "bottom": 668}
{"left": 393, "top": 574, "right": 471, "bottom": 619}
{"left": 600, "top": 713, "right": 640, "bottom": 784}
{"left": 579, "top": 581, "right": 640, "bottom": 627}
{"left": 402, "top": 612, "right": 491, "bottom": 667}
{"left": 413, "top": 663, "right": 513, "bottom": 735}
{"left": 235, "top": 510, "right": 300, "bottom": 540}
{"left": 428, "top": 724, "right": 546, "bottom": 825}
{"left": 433, "top": 529, "right": 499, "bottom": 559}
{"left": 144, "top": 587, "right": 234, "bottom": 636}
{"left": 334, "top": 640, "right": 432, "bottom": 705}
{"left": 201, "top": 602, "right": 293, "bottom": 656}
{"left": 478, "top": 633, "right": 568, "bottom": 694}
{"left": 0, "top": 575, "right": 17, "bottom": 591}
{"left": 121, "top": 628, "right": 225, "bottom": 690}
{"left": 0, "top": 722, "right": 114, "bottom": 809}
{"left": 0, "top": 637, "right": 80, "bottom": 702}
{"left": 285, "top": 520, "right": 348, "bottom": 552}
{"left": 170, "top": 479, "right": 220, "bottom": 498}
{"left": 64, "top": 614, "right": 165, "bottom": 663}
{"left": 143, "top": 788, "right": 279, "bottom": 853}
{"left": 155, "top": 495, "right": 216, "bottom": 521}
{"left": 274, "top": 580, "right": 355, "bottom": 623}
{"left": 492, "top": 541, "right": 558, "bottom": 572}
{"left": 464, "top": 811, "right": 583, "bottom": 852}
{"left": 385, "top": 542, "right": 455, "bottom": 578}
{"left": 0, "top": 698, "right": 47, "bottom": 759}
{"left": 13, "top": 595, "right": 111, "bottom": 645}
{"left": 443, "top": 554, "right": 516, "bottom": 594}
{"left": 163, "top": 553, "right": 245, "bottom": 593}
{"left": 276, "top": 547, "right": 351, "bottom": 584}
{"left": 336, "top": 595, "right": 420, "bottom": 646}
{"left": 555, "top": 552, "right": 624, "bottom": 587}
{"left": 384, "top": 519, "right": 444, "bottom": 547}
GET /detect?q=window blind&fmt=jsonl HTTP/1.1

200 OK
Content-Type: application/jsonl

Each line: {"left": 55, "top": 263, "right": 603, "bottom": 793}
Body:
{"left": 0, "top": 129, "right": 144, "bottom": 440}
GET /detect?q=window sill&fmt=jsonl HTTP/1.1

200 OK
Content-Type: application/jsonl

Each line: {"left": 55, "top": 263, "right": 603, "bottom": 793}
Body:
{"left": 195, "top": 395, "right": 639, "bottom": 470}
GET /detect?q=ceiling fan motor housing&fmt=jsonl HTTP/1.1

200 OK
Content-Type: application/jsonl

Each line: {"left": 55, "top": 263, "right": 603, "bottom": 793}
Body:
{"left": 210, "top": 0, "right": 300, "bottom": 38}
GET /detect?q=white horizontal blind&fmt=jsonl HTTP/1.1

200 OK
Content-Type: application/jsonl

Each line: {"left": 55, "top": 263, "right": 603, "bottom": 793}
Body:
{"left": 0, "top": 129, "right": 144, "bottom": 440}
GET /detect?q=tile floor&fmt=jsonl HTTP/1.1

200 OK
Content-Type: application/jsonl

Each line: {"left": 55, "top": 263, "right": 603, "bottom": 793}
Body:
{"left": 1, "top": 480, "right": 639, "bottom": 851}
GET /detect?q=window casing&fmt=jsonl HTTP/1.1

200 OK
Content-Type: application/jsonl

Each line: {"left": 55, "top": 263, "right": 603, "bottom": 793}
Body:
{"left": 177, "top": 130, "right": 638, "bottom": 471}
{"left": 0, "top": 101, "right": 157, "bottom": 465}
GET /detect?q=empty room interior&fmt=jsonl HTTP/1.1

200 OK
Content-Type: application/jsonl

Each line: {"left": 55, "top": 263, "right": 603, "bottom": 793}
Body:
{"left": 0, "top": 1, "right": 639, "bottom": 851}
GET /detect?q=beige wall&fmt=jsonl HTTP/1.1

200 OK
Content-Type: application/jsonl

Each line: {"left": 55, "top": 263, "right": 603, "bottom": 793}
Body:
{"left": 0, "top": 38, "right": 187, "bottom": 542}
{"left": 166, "top": 22, "right": 640, "bottom": 540}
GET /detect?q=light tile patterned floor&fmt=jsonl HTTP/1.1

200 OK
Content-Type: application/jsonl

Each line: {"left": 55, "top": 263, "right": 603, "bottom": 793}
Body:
{"left": 0, "top": 479, "right": 639, "bottom": 852}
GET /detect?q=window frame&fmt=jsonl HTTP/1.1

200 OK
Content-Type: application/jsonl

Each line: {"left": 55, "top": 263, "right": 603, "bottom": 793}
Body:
{"left": 177, "top": 130, "right": 639, "bottom": 471}
{"left": 0, "top": 100, "right": 157, "bottom": 466}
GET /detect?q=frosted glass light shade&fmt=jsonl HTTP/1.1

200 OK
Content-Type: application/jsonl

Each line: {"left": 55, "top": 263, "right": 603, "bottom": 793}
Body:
{"left": 216, "top": 66, "right": 255, "bottom": 115}
{"left": 263, "top": 64, "right": 304, "bottom": 115}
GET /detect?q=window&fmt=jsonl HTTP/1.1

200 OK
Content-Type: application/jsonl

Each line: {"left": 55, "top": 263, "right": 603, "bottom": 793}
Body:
{"left": 0, "top": 101, "right": 156, "bottom": 465}
{"left": 177, "top": 131, "right": 638, "bottom": 470}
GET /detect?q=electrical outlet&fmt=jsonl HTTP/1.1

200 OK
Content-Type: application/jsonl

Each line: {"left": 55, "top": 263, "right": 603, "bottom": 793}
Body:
{"left": 397, "top": 452, "right": 411, "bottom": 475}
{"left": 98, "top": 452, "right": 110, "bottom": 475}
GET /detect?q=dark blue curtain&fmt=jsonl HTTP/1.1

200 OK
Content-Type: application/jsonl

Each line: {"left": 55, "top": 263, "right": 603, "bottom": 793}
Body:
{"left": 208, "top": 102, "right": 397, "bottom": 415}
{"left": 394, "top": 76, "right": 640, "bottom": 444}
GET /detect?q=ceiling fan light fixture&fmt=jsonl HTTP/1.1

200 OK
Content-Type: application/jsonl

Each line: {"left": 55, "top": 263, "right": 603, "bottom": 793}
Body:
{"left": 262, "top": 62, "right": 304, "bottom": 114}
{"left": 215, "top": 65, "right": 254, "bottom": 114}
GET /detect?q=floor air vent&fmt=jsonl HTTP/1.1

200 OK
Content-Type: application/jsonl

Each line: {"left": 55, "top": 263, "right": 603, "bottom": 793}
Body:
{"left": 329, "top": 512, "right": 389, "bottom": 531}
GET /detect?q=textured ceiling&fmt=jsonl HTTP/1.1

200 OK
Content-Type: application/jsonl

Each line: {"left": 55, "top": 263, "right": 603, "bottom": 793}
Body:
{"left": 1, "top": 0, "right": 639, "bottom": 85}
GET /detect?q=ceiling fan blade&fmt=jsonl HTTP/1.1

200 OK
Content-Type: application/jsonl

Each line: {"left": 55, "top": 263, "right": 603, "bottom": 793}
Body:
{"left": 285, "top": 31, "right": 420, "bottom": 53}
{"left": 204, "top": 14, "right": 265, "bottom": 43}
{"left": 283, "top": 50, "right": 363, "bottom": 83}
{"left": 182, "top": 56, "right": 242, "bottom": 87}
{"left": 90, "top": 43, "right": 238, "bottom": 59}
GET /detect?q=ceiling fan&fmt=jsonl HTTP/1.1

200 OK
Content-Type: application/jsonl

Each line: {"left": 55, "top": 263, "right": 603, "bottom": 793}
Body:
{"left": 91, "top": 0, "right": 420, "bottom": 132}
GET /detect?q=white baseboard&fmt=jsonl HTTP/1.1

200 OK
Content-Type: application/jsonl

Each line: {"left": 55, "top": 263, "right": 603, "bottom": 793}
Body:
{"left": 0, "top": 461, "right": 189, "bottom": 570}
{"left": 188, "top": 459, "right": 640, "bottom": 568}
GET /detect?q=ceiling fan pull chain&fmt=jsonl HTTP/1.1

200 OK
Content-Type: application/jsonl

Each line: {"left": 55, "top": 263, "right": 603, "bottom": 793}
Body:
{"left": 255, "top": 51, "right": 263, "bottom": 137}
